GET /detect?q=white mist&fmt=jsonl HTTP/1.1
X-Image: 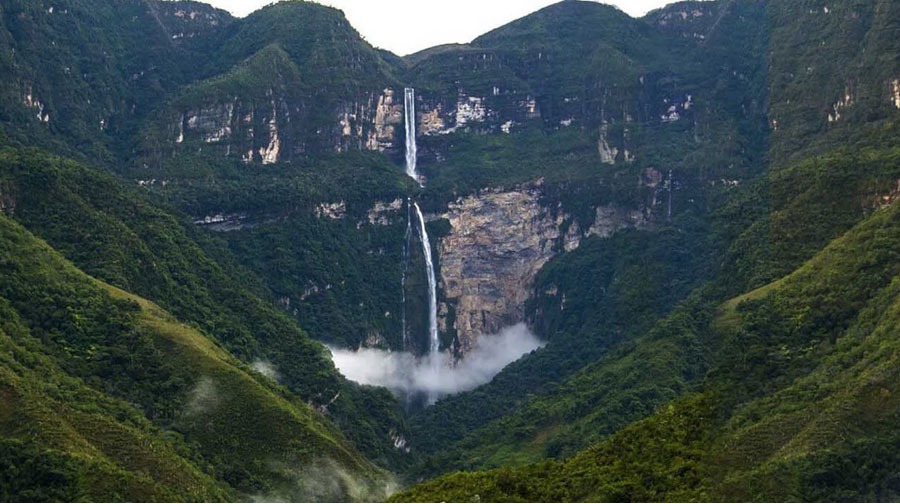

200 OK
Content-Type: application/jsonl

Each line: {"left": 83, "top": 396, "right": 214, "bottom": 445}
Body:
{"left": 329, "top": 323, "right": 543, "bottom": 402}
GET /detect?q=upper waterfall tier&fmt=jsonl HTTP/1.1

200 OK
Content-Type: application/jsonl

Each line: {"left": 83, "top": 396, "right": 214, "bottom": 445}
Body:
{"left": 404, "top": 87, "right": 419, "bottom": 184}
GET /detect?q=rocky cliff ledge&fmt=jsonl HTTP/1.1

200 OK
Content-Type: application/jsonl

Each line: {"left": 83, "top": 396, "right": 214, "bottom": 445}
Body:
{"left": 438, "top": 181, "right": 647, "bottom": 354}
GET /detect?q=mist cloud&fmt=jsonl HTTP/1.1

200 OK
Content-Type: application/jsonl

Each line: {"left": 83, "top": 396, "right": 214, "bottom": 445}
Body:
{"left": 251, "top": 359, "right": 280, "bottom": 382}
{"left": 184, "top": 376, "right": 220, "bottom": 416}
{"left": 329, "top": 323, "right": 543, "bottom": 400}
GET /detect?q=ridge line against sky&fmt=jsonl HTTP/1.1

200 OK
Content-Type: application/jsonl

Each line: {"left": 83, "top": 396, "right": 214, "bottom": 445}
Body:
{"left": 199, "top": 0, "right": 681, "bottom": 56}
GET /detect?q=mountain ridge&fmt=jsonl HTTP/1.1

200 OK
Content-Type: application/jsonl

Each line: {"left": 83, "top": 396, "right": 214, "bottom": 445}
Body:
{"left": 0, "top": 0, "right": 899, "bottom": 501}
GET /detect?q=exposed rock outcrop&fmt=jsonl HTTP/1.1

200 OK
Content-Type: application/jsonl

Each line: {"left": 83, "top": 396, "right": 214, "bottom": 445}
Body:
{"left": 22, "top": 85, "right": 50, "bottom": 123}
{"left": 172, "top": 87, "right": 411, "bottom": 162}
{"left": 366, "top": 198, "right": 403, "bottom": 226}
{"left": 828, "top": 85, "right": 853, "bottom": 123}
{"left": 316, "top": 201, "right": 347, "bottom": 220}
{"left": 0, "top": 184, "right": 16, "bottom": 214}
{"left": 587, "top": 205, "right": 648, "bottom": 238}
{"left": 365, "top": 89, "right": 404, "bottom": 152}
{"left": 454, "top": 95, "right": 487, "bottom": 128}
{"left": 186, "top": 103, "right": 234, "bottom": 143}
{"left": 177, "top": 93, "right": 289, "bottom": 164}
{"left": 437, "top": 181, "right": 647, "bottom": 354}
{"left": 413, "top": 89, "right": 545, "bottom": 137}
{"left": 598, "top": 124, "right": 618, "bottom": 164}
{"left": 193, "top": 212, "right": 252, "bottom": 232}
{"left": 419, "top": 106, "right": 446, "bottom": 135}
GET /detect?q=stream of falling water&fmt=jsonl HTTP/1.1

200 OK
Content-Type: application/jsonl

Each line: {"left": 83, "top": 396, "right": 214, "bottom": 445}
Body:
{"left": 404, "top": 87, "right": 419, "bottom": 183}
{"left": 402, "top": 88, "right": 440, "bottom": 362}
{"left": 412, "top": 202, "right": 439, "bottom": 356}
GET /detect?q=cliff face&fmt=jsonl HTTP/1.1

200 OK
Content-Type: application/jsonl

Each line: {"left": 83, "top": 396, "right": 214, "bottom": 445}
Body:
{"left": 132, "top": 1, "right": 408, "bottom": 167}
{"left": 437, "top": 181, "right": 647, "bottom": 354}
{"left": 165, "top": 85, "right": 410, "bottom": 164}
{"left": 0, "top": 183, "right": 16, "bottom": 214}
{"left": 170, "top": 75, "right": 581, "bottom": 165}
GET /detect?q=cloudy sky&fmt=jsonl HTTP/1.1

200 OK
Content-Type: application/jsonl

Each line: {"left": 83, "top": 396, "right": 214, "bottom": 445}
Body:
{"left": 200, "top": 0, "right": 678, "bottom": 55}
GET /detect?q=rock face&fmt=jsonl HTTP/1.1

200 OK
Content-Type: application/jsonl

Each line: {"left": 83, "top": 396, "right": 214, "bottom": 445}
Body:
{"left": 22, "top": 85, "right": 50, "bottom": 124}
{"left": 171, "top": 87, "right": 410, "bottom": 163}
{"left": 0, "top": 184, "right": 16, "bottom": 214}
{"left": 316, "top": 201, "right": 347, "bottom": 220}
{"left": 411, "top": 88, "right": 540, "bottom": 138}
{"left": 365, "top": 89, "right": 404, "bottom": 152}
{"left": 175, "top": 92, "right": 293, "bottom": 164}
{"left": 588, "top": 205, "right": 648, "bottom": 238}
{"left": 437, "top": 181, "right": 647, "bottom": 354}
{"left": 366, "top": 198, "right": 404, "bottom": 226}
{"left": 598, "top": 124, "right": 618, "bottom": 164}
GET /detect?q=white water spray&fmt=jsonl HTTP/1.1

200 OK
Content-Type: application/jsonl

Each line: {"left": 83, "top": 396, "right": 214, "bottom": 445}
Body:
{"left": 404, "top": 88, "right": 419, "bottom": 183}
{"left": 412, "top": 202, "right": 439, "bottom": 356}
{"left": 329, "top": 324, "right": 544, "bottom": 401}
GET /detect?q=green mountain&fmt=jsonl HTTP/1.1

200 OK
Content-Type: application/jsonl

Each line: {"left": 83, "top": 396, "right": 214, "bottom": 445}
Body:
{"left": 0, "top": 198, "right": 388, "bottom": 500}
{"left": 393, "top": 141, "right": 900, "bottom": 502}
{"left": 391, "top": 0, "right": 900, "bottom": 501}
{"left": 0, "top": 0, "right": 226, "bottom": 164}
{"left": 0, "top": 0, "right": 899, "bottom": 501}
{"left": 403, "top": 0, "right": 768, "bottom": 475}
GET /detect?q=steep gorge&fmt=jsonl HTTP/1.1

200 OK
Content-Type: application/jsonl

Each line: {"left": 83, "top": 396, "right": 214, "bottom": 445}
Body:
{"left": 1, "top": 0, "right": 900, "bottom": 501}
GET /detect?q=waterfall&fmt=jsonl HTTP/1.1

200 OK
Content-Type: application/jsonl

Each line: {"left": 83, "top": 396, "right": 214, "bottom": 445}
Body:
{"left": 400, "top": 201, "right": 412, "bottom": 351}
{"left": 401, "top": 87, "right": 439, "bottom": 359}
{"left": 404, "top": 87, "right": 419, "bottom": 183}
{"left": 412, "top": 202, "right": 440, "bottom": 356}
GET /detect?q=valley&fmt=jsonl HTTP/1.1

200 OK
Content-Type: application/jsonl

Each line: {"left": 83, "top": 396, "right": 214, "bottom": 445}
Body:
{"left": 0, "top": 0, "right": 899, "bottom": 501}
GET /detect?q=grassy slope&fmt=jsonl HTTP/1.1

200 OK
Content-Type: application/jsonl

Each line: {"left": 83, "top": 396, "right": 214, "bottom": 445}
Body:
{"left": 106, "top": 283, "right": 390, "bottom": 502}
{"left": 0, "top": 147, "right": 341, "bottom": 402}
{"left": 0, "top": 315, "right": 233, "bottom": 502}
{"left": 0, "top": 146, "right": 412, "bottom": 470}
{"left": 0, "top": 212, "right": 390, "bottom": 501}
{"left": 0, "top": 214, "right": 228, "bottom": 501}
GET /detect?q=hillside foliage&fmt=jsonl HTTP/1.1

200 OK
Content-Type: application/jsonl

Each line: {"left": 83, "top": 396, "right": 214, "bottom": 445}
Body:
{"left": 0, "top": 0, "right": 899, "bottom": 501}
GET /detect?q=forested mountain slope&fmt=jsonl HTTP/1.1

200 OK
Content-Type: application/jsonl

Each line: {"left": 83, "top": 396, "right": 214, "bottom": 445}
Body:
{"left": 393, "top": 0, "right": 900, "bottom": 500}
{"left": 0, "top": 0, "right": 899, "bottom": 501}
{"left": 0, "top": 207, "right": 389, "bottom": 500}
{"left": 394, "top": 142, "right": 900, "bottom": 501}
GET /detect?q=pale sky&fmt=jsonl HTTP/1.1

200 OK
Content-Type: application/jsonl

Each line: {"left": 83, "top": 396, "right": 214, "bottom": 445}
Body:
{"left": 201, "top": 0, "right": 678, "bottom": 56}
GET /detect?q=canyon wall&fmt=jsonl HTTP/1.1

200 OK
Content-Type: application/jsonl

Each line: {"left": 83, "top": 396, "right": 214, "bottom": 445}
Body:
{"left": 437, "top": 181, "right": 648, "bottom": 354}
